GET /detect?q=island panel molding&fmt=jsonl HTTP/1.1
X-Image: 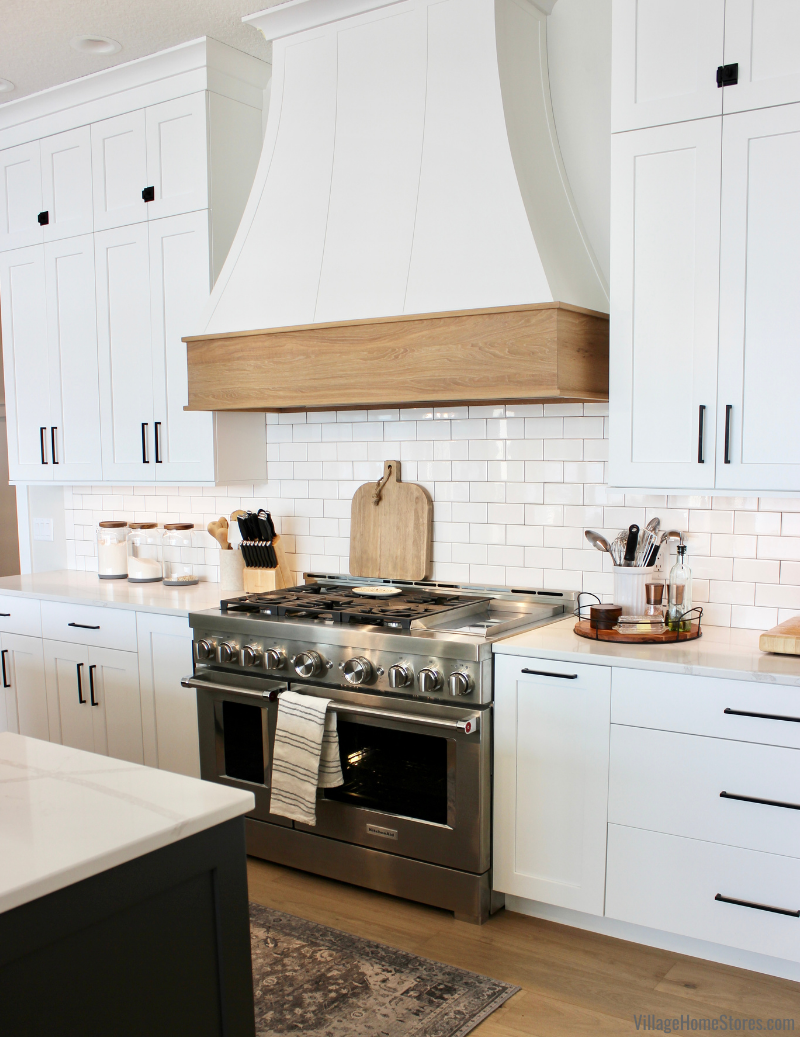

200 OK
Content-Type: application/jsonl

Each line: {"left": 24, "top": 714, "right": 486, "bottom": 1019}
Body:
{"left": 183, "top": 302, "right": 609, "bottom": 412}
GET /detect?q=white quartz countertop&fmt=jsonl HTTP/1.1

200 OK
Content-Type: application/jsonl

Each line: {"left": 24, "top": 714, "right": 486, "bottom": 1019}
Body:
{"left": 0, "top": 571, "right": 223, "bottom": 617}
{"left": 0, "top": 733, "right": 254, "bottom": 914}
{"left": 494, "top": 617, "right": 800, "bottom": 688}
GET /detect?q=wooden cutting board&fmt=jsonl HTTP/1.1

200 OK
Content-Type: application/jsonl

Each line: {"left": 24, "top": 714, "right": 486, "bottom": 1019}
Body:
{"left": 349, "top": 460, "right": 432, "bottom": 581}
{"left": 759, "top": 617, "right": 800, "bottom": 655}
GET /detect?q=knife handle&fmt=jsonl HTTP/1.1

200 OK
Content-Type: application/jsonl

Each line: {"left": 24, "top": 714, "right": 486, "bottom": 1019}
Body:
{"left": 624, "top": 524, "right": 640, "bottom": 563}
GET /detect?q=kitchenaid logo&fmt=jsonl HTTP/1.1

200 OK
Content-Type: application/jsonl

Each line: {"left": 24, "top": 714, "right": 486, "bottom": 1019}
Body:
{"left": 634, "top": 1016, "right": 794, "bottom": 1032}
{"left": 366, "top": 824, "right": 398, "bottom": 840}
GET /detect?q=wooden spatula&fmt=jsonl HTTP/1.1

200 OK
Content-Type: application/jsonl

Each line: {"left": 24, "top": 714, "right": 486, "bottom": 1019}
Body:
{"left": 208, "top": 517, "right": 230, "bottom": 550}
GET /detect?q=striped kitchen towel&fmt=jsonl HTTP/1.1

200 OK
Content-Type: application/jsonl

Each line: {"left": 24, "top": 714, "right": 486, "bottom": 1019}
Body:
{"left": 269, "top": 691, "right": 343, "bottom": 825}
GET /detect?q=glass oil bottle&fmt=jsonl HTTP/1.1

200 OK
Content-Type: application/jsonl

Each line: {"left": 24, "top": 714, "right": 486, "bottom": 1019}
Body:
{"left": 666, "top": 541, "right": 692, "bottom": 632}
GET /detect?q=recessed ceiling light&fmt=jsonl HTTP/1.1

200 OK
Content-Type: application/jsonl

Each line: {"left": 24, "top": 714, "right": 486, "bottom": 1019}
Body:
{"left": 70, "top": 35, "right": 122, "bottom": 55}
{"left": 0, "top": 79, "right": 14, "bottom": 93}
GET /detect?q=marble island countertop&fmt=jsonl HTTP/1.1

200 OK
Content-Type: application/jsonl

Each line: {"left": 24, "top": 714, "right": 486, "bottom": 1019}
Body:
{"left": 494, "top": 617, "right": 800, "bottom": 688}
{"left": 0, "top": 571, "right": 224, "bottom": 617}
{"left": 0, "top": 733, "right": 254, "bottom": 914}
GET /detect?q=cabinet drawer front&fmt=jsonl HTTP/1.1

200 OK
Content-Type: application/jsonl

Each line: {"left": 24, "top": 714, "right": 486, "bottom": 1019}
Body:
{"left": 41, "top": 601, "right": 137, "bottom": 652}
{"left": 612, "top": 667, "right": 800, "bottom": 749}
{"left": 495, "top": 655, "right": 610, "bottom": 694}
{"left": 0, "top": 596, "right": 42, "bottom": 637}
{"left": 610, "top": 725, "right": 800, "bottom": 859}
{"left": 606, "top": 825, "right": 800, "bottom": 963}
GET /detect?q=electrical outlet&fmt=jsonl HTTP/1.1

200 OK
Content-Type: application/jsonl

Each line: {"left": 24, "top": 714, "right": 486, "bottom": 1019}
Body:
{"left": 33, "top": 517, "right": 54, "bottom": 542}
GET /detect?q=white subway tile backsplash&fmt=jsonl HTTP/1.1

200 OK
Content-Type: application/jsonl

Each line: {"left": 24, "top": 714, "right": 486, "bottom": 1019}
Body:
{"left": 62, "top": 408, "right": 800, "bottom": 628}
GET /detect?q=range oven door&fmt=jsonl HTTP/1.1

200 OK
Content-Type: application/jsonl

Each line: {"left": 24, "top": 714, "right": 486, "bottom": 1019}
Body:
{"left": 189, "top": 669, "right": 293, "bottom": 827}
{"left": 290, "top": 682, "right": 491, "bottom": 876}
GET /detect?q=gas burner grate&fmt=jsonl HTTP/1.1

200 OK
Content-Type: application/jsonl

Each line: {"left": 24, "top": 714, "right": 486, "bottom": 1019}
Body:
{"left": 220, "top": 584, "right": 489, "bottom": 629}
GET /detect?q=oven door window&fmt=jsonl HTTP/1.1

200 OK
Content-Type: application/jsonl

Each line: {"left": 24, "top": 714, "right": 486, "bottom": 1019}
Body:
{"left": 221, "top": 700, "right": 267, "bottom": 785}
{"left": 324, "top": 721, "right": 448, "bottom": 824}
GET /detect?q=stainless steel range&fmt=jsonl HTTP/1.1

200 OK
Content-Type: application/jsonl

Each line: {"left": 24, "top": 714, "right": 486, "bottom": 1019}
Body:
{"left": 184, "top": 574, "right": 572, "bottom": 924}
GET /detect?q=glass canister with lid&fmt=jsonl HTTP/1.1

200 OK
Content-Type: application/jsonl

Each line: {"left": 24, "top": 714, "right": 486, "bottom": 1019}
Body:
{"left": 127, "top": 523, "right": 162, "bottom": 583}
{"left": 96, "top": 521, "right": 129, "bottom": 579}
{"left": 162, "top": 523, "right": 199, "bottom": 586}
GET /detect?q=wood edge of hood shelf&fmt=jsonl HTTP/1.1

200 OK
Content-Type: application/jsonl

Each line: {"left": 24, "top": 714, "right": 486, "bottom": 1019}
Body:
{"left": 183, "top": 301, "right": 609, "bottom": 412}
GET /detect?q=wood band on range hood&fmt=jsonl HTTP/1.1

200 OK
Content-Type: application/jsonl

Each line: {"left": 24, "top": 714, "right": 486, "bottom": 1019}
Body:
{"left": 183, "top": 302, "right": 608, "bottom": 412}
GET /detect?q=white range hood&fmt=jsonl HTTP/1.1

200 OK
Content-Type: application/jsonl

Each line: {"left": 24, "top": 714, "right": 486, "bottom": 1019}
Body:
{"left": 199, "top": 0, "right": 608, "bottom": 336}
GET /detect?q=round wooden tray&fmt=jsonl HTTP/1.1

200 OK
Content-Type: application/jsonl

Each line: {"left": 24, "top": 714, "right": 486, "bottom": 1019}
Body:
{"left": 574, "top": 619, "right": 702, "bottom": 644}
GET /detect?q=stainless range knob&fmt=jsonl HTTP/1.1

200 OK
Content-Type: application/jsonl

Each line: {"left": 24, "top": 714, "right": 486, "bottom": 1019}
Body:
{"left": 264, "top": 648, "right": 286, "bottom": 670}
{"left": 388, "top": 664, "right": 413, "bottom": 689}
{"left": 217, "top": 642, "right": 238, "bottom": 663}
{"left": 240, "top": 645, "right": 262, "bottom": 667}
{"left": 343, "top": 657, "right": 373, "bottom": 685}
{"left": 293, "top": 650, "right": 325, "bottom": 678}
{"left": 195, "top": 639, "right": 214, "bottom": 660}
{"left": 448, "top": 671, "right": 473, "bottom": 697}
{"left": 418, "top": 667, "right": 443, "bottom": 695}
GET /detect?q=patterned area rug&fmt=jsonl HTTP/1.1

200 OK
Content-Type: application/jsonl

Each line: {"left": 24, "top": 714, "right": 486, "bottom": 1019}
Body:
{"left": 250, "top": 903, "right": 519, "bottom": 1037}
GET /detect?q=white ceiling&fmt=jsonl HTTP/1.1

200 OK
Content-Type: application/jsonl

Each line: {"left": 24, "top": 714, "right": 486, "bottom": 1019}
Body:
{"left": 0, "top": 0, "right": 289, "bottom": 102}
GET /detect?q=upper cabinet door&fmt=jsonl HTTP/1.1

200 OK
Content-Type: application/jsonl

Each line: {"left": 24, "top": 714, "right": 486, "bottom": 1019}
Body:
{"left": 612, "top": 0, "right": 725, "bottom": 132}
{"left": 723, "top": 0, "right": 800, "bottom": 114}
{"left": 716, "top": 103, "right": 800, "bottom": 492}
{"left": 40, "top": 126, "right": 93, "bottom": 242}
{"left": 0, "top": 141, "right": 43, "bottom": 251}
{"left": 95, "top": 222, "right": 155, "bottom": 481}
{"left": 45, "top": 235, "right": 103, "bottom": 482}
{"left": 149, "top": 211, "right": 214, "bottom": 482}
{"left": 609, "top": 118, "right": 721, "bottom": 490}
{"left": 144, "top": 93, "right": 208, "bottom": 221}
{"left": 0, "top": 246, "right": 53, "bottom": 481}
{"left": 91, "top": 111, "right": 148, "bottom": 231}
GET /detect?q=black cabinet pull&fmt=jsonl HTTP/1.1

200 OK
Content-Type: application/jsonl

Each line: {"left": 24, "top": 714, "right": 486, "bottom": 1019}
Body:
{"left": 142, "top": 186, "right": 155, "bottom": 202}
{"left": 724, "top": 404, "right": 732, "bottom": 464}
{"left": 0, "top": 613, "right": 10, "bottom": 617}
{"left": 716, "top": 63, "right": 739, "bottom": 88}
{"left": 155, "top": 421, "right": 162, "bottom": 463}
{"left": 89, "top": 664, "right": 98, "bottom": 706}
{"left": 721, "top": 790, "right": 800, "bottom": 812}
{"left": 40, "top": 427, "right": 48, "bottom": 464}
{"left": 697, "top": 405, "right": 705, "bottom": 463}
{"left": 51, "top": 426, "right": 58, "bottom": 464}
{"left": 521, "top": 668, "right": 579, "bottom": 680}
{"left": 1, "top": 650, "right": 9, "bottom": 689}
{"left": 68, "top": 622, "right": 100, "bottom": 630}
{"left": 715, "top": 893, "right": 798, "bottom": 918}
{"left": 724, "top": 706, "right": 800, "bottom": 724}
{"left": 77, "top": 662, "right": 85, "bottom": 704}
{"left": 37, "top": 210, "right": 49, "bottom": 226}
{"left": 141, "top": 422, "right": 149, "bottom": 463}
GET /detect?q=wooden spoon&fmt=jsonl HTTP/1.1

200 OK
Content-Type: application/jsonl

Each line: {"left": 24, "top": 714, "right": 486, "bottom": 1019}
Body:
{"left": 207, "top": 517, "right": 230, "bottom": 550}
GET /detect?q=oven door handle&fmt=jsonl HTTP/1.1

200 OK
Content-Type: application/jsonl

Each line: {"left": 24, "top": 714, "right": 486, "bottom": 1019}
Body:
{"left": 326, "top": 701, "right": 480, "bottom": 733}
{"left": 180, "top": 676, "right": 480, "bottom": 733}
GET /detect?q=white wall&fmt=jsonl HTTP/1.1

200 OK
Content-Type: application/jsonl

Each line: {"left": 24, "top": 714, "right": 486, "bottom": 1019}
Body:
{"left": 547, "top": 0, "right": 612, "bottom": 284}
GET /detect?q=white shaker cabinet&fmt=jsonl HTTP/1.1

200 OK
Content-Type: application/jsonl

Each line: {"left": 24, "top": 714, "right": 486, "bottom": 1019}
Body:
{"left": 44, "top": 639, "right": 143, "bottom": 764}
{"left": 145, "top": 93, "right": 209, "bottom": 222}
{"left": 45, "top": 234, "right": 103, "bottom": 482}
{"left": 0, "top": 633, "right": 48, "bottom": 740}
{"left": 95, "top": 222, "right": 156, "bottom": 481}
{"left": 0, "top": 246, "right": 53, "bottom": 480}
{"left": 723, "top": 0, "right": 800, "bottom": 114}
{"left": 609, "top": 118, "right": 722, "bottom": 490}
{"left": 40, "top": 126, "right": 94, "bottom": 242}
{"left": 716, "top": 102, "right": 800, "bottom": 492}
{"left": 91, "top": 111, "right": 149, "bottom": 232}
{"left": 149, "top": 210, "right": 215, "bottom": 483}
{"left": 611, "top": 0, "right": 724, "bottom": 132}
{"left": 137, "top": 612, "right": 199, "bottom": 777}
{"left": 0, "top": 140, "right": 43, "bottom": 251}
{"left": 493, "top": 656, "right": 611, "bottom": 915}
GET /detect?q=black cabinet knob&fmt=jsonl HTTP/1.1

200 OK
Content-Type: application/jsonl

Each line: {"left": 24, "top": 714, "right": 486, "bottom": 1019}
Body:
{"left": 37, "top": 211, "right": 49, "bottom": 226}
{"left": 142, "top": 186, "right": 155, "bottom": 202}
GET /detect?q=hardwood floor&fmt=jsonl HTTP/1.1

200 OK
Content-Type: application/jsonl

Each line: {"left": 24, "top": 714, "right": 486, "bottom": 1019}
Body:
{"left": 247, "top": 858, "right": 800, "bottom": 1035}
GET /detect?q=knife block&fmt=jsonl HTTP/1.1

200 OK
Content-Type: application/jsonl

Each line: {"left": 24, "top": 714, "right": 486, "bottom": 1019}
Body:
{"left": 241, "top": 534, "right": 293, "bottom": 592}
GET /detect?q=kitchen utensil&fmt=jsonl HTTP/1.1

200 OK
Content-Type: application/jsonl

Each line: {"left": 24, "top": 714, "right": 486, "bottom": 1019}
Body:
{"left": 207, "top": 517, "right": 230, "bottom": 550}
{"left": 623, "top": 524, "right": 640, "bottom": 566}
{"left": 584, "top": 530, "right": 611, "bottom": 553}
{"left": 634, "top": 527, "right": 654, "bottom": 566}
{"left": 759, "top": 617, "right": 800, "bottom": 656}
{"left": 350, "top": 460, "right": 432, "bottom": 581}
{"left": 611, "top": 530, "right": 627, "bottom": 566}
{"left": 257, "top": 509, "right": 276, "bottom": 539}
{"left": 645, "top": 517, "right": 661, "bottom": 534}
{"left": 644, "top": 543, "right": 660, "bottom": 567}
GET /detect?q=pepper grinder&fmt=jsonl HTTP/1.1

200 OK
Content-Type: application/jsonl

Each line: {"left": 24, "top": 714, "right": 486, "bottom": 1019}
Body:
{"left": 644, "top": 583, "right": 664, "bottom": 618}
